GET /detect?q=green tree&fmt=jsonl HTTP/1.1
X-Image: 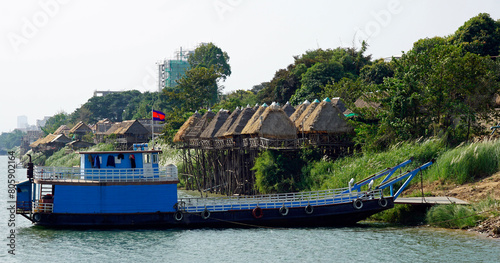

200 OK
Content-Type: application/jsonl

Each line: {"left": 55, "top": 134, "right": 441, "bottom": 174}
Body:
{"left": 451, "top": 13, "right": 500, "bottom": 57}
{"left": 252, "top": 150, "right": 306, "bottom": 193}
{"left": 290, "top": 61, "right": 344, "bottom": 104}
{"left": 164, "top": 67, "right": 220, "bottom": 111}
{"left": 42, "top": 112, "right": 69, "bottom": 135}
{"left": 360, "top": 59, "right": 394, "bottom": 84}
{"left": 77, "top": 90, "right": 143, "bottom": 123}
{"left": 0, "top": 130, "right": 25, "bottom": 152}
{"left": 381, "top": 41, "right": 499, "bottom": 144}
{"left": 188, "top": 42, "right": 231, "bottom": 80}
{"left": 215, "top": 90, "right": 257, "bottom": 111}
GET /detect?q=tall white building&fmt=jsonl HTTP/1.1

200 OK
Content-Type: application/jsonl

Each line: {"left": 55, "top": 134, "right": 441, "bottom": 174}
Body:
{"left": 17, "top": 115, "right": 28, "bottom": 130}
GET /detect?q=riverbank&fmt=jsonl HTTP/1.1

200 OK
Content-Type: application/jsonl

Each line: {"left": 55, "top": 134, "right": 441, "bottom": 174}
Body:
{"left": 406, "top": 172, "right": 500, "bottom": 238}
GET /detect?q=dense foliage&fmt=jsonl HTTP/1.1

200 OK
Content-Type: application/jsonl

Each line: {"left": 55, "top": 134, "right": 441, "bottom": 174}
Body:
{"left": 0, "top": 130, "right": 24, "bottom": 154}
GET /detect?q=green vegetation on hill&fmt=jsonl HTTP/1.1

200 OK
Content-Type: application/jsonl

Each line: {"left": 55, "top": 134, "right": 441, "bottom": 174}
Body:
{"left": 0, "top": 130, "right": 24, "bottom": 154}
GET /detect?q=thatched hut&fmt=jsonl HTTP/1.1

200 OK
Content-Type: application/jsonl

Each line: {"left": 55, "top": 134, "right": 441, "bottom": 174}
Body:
{"left": 289, "top": 100, "right": 310, "bottom": 122}
{"left": 282, "top": 101, "right": 295, "bottom": 117}
{"left": 200, "top": 109, "right": 230, "bottom": 139}
{"left": 185, "top": 110, "right": 216, "bottom": 139}
{"left": 294, "top": 99, "right": 320, "bottom": 128}
{"left": 53, "top": 125, "right": 71, "bottom": 136}
{"left": 331, "top": 97, "right": 349, "bottom": 114}
{"left": 241, "top": 105, "right": 268, "bottom": 135}
{"left": 301, "top": 99, "right": 354, "bottom": 134}
{"left": 215, "top": 107, "right": 241, "bottom": 138}
{"left": 241, "top": 105, "right": 297, "bottom": 139}
{"left": 223, "top": 106, "right": 256, "bottom": 138}
{"left": 173, "top": 111, "right": 201, "bottom": 143}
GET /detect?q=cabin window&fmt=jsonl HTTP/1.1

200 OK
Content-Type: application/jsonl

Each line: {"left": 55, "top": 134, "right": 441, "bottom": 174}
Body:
{"left": 152, "top": 154, "right": 158, "bottom": 164}
{"left": 144, "top": 154, "right": 151, "bottom": 164}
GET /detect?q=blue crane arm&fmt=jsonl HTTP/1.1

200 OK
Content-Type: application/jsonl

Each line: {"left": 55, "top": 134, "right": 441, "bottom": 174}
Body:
{"left": 344, "top": 158, "right": 413, "bottom": 194}
{"left": 375, "top": 160, "right": 434, "bottom": 200}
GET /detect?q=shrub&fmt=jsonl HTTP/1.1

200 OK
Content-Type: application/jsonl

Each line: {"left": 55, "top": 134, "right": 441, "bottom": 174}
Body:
{"left": 426, "top": 204, "right": 483, "bottom": 229}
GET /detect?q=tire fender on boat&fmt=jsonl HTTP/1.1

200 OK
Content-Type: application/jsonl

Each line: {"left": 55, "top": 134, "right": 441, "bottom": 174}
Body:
{"left": 174, "top": 211, "right": 183, "bottom": 221}
{"left": 252, "top": 207, "right": 264, "bottom": 219}
{"left": 353, "top": 199, "right": 363, "bottom": 210}
{"left": 305, "top": 204, "right": 314, "bottom": 215}
{"left": 33, "top": 213, "right": 41, "bottom": 222}
{"left": 279, "top": 206, "right": 289, "bottom": 216}
{"left": 201, "top": 208, "right": 210, "bottom": 219}
{"left": 378, "top": 198, "right": 388, "bottom": 208}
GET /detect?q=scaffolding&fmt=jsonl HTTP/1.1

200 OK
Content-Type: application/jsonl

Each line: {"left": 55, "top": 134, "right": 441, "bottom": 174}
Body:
{"left": 157, "top": 47, "right": 193, "bottom": 92}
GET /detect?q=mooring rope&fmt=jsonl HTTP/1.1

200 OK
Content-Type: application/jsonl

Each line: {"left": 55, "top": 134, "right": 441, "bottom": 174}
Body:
{"left": 182, "top": 210, "right": 277, "bottom": 229}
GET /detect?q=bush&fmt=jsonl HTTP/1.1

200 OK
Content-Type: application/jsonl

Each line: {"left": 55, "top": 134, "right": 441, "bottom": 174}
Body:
{"left": 426, "top": 204, "right": 483, "bottom": 229}
{"left": 252, "top": 150, "right": 311, "bottom": 194}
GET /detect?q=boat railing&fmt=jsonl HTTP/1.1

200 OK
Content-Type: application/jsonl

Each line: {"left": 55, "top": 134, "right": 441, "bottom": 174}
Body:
{"left": 34, "top": 166, "right": 178, "bottom": 183}
{"left": 33, "top": 201, "right": 53, "bottom": 213}
{"left": 178, "top": 188, "right": 383, "bottom": 212}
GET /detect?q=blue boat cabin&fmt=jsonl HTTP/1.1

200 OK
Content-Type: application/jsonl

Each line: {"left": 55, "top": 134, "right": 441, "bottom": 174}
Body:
{"left": 18, "top": 148, "right": 179, "bottom": 216}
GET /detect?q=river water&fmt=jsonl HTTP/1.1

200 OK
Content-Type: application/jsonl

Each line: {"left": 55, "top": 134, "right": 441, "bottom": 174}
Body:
{"left": 1, "top": 156, "right": 499, "bottom": 262}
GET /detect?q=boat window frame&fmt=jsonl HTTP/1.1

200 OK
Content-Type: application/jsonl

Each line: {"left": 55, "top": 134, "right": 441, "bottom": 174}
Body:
{"left": 144, "top": 153, "right": 151, "bottom": 164}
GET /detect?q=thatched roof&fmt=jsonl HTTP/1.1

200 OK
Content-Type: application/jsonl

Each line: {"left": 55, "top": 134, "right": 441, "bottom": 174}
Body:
{"left": 241, "top": 105, "right": 297, "bottom": 139}
{"left": 289, "top": 100, "right": 310, "bottom": 122}
{"left": 200, "top": 110, "right": 230, "bottom": 139}
{"left": 223, "top": 106, "right": 256, "bottom": 138}
{"left": 173, "top": 112, "right": 201, "bottom": 142}
{"left": 69, "top": 121, "right": 92, "bottom": 134}
{"left": 54, "top": 125, "right": 70, "bottom": 135}
{"left": 94, "top": 118, "right": 114, "bottom": 134}
{"left": 105, "top": 120, "right": 149, "bottom": 135}
{"left": 301, "top": 100, "right": 354, "bottom": 134}
{"left": 294, "top": 100, "right": 320, "bottom": 128}
{"left": 330, "top": 97, "right": 349, "bottom": 114}
{"left": 354, "top": 93, "right": 386, "bottom": 109}
{"left": 241, "top": 105, "right": 267, "bottom": 135}
{"left": 30, "top": 133, "right": 71, "bottom": 148}
{"left": 215, "top": 107, "right": 241, "bottom": 138}
{"left": 282, "top": 101, "right": 295, "bottom": 117}
{"left": 185, "top": 110, "right": 216, "bottom": 139}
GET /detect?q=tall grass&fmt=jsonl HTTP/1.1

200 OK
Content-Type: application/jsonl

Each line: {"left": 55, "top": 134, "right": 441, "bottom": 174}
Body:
{"left": 309, "top": 138, "right": 444, "bottom": 190}
{"left": 426, "top": 139, "right": 500, "bottom": 184}
{"left": 426, "top": 198, "right": 499, "bottom": 229}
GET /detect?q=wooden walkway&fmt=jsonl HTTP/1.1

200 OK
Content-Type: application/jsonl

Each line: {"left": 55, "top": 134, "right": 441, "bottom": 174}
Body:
{"left": 395, "top": 197, "right": 469, "bottom": 205}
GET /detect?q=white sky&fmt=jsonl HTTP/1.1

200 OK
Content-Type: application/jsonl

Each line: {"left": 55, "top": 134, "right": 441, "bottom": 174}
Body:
{"left": 1, "top": 0, "right": 499, "bottom": 133}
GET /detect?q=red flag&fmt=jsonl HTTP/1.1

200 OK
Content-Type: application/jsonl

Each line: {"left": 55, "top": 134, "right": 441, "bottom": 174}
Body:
{"left": 152, "top": 110, "right": 165, "bottom": 121}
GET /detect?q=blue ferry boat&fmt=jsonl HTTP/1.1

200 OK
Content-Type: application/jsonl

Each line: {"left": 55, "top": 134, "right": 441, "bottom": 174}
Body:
{"left": 16, "top": 147, "right": 433, "bottom": 228}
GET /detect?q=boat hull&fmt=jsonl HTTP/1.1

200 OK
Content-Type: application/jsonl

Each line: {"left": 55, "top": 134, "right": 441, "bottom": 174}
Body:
{"left": 31, "top": 198, "right": 394, "bottom": 228}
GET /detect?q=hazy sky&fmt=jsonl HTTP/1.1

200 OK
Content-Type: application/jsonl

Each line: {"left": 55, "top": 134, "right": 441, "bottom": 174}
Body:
{"left": 1, "top": 0, "right": 499, "bottom": 133}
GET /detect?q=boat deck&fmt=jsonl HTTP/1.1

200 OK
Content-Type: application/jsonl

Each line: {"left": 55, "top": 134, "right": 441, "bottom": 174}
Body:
{"left": 178, "top": 189, "right": 385, "bottom": 212}
{"left": 395, "top": 197, "right": 469, "bottom": 205}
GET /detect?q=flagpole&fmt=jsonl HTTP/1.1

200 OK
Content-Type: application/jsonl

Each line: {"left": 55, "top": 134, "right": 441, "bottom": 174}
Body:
{"left": 151, "top": 109, "right": 154, "bottom": 149}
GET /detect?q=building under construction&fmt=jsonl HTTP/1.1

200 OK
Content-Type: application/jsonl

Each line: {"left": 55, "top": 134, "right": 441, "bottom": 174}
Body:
{"left": 157, "top": 47, "right": 193, "bottom": 91}
{"left": 173, "top": 98, "right": 356, "bottom": 196}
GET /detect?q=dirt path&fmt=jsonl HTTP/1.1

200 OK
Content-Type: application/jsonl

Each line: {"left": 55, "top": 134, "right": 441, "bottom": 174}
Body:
{"left": 409, "top": 172, "right": 500, "bottom": 202}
